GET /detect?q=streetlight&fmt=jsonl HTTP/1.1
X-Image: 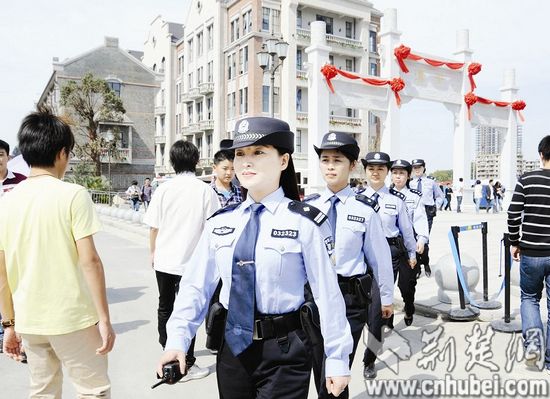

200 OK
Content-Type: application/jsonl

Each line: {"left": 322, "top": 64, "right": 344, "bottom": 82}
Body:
{"left": 257, "top": 35, "right": 289, "bottom": 117}
{"left": 105, "top": 129, "right": 114, "bottom": 205}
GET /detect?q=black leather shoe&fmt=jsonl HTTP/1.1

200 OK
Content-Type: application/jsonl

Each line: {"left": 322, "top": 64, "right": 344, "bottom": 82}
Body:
{"left": 424, "top": 264, "right": 432, "bottom": 277}
{"left": 363, "top": 363, "right": 377, "bottom": 379}
{"left": 404, "top": 314, "right": 413, "bottom": 326}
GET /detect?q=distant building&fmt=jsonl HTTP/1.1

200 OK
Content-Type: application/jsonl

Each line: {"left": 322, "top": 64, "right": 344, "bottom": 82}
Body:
{"left": 38, "top": 37, "right": 159, "bottom": 190}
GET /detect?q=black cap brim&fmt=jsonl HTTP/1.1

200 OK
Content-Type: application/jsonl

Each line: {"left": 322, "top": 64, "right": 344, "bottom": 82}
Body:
{"left": 314, "top": 144, "right": 359, "bottom": 160}
{"left": 361, "top": 159, "right": 391, "bottom": 168}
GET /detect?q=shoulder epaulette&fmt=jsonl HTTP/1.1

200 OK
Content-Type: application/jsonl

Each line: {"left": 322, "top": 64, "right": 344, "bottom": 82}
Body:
{"left": 288, "top": 201, "right": 327, "bottom": 226}
{"left": 409, "top": 188, "right": 422, "bottom": 196}
{"left": 302, "top": 193, "right": 320, "bottom": 203}
{"left": 389, "top": 188, "right": 406, "bottom": 201}
{"left": 427, "top": 176, "right": 436, "bottom": 180}
{"left": 355, "top": 194, "right": 380, "bottom": 212}
{"left": 207, "top": 203, "right": 241, "bottom": 220}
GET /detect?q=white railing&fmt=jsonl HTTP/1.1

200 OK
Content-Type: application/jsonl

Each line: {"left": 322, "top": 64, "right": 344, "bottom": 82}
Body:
{"left": 296, "top": 70, "right": 307, "bottom": 80}
{"left": 199, "top": 82, "right": 214, "bottom": 94}
{"left": 329, "top": 115, "right": 362, "bottom": 127}
{"left": 199, "top": 119, "right": 214, "bottom": 130}
{"left": 296, "top": 28, "right": 362, "bottom": 50}
{"left": 154, "top": 135, "right": 166, "bottom": 144}
{"left": 100, "top": 148, "right": 131, "bottom": 163}
{"left": 154, "top": 105, "right": 166, "bottom": 115}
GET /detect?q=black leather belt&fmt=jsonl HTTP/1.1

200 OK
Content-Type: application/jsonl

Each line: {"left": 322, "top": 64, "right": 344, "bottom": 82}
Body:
{"left": 252, "top": 310, "right": 302, "bottom": 340}
{"left": 338, "top": 274, "right": 361, "bottom": 295}
{"left": 387, "top": 237, "right": 400, "bottom": 246}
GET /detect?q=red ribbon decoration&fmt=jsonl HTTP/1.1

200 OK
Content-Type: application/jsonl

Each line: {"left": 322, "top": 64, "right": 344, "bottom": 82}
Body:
{"left": 464, "top": 92, "right": 526, "bottom": 121}
{"left": 394, "top": 44, "right": 464, "bottom": 73}
{"left": 320, "top": 64, "right": 405, "bottom": 106}
{"left": 468, "top": 63, "right": 482, "bottom": 91}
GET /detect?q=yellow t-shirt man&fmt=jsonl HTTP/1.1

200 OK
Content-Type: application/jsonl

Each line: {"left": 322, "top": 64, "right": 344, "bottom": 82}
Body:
{"left": 0, "top": 176, "right": 101, "bottom": 335}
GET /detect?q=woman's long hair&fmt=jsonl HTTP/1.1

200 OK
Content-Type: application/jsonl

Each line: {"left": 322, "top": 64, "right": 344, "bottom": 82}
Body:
{"left": 276, "top": 148, "right": 300, "bottom": 201}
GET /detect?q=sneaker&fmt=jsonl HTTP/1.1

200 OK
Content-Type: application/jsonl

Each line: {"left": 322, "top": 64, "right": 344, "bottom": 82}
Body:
{"left": 524, "top": 344, "right": 541, "bottom": 367}
{"left": 180, "top": 364, "right": 210, "bottom": 383}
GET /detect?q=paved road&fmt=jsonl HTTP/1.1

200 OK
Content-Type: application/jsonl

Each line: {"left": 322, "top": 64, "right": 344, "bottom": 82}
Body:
{"left": 3, "top": 209, "right": 549, "bottom": 398}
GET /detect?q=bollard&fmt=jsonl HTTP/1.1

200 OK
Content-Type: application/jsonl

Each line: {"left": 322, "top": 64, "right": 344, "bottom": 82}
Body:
{"left": 448, "top": 226, "right": 480, "bottom": 321}
{"left": 491, "top": 233, "right": 522, "bottom": 333}
{"left": 473, "top": 222, "right": 502, "bottom": 310}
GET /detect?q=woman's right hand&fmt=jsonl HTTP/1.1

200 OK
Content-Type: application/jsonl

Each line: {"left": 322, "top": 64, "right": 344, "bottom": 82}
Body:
{"left": 157, "top": 350, "right": 186, "bottom": 378}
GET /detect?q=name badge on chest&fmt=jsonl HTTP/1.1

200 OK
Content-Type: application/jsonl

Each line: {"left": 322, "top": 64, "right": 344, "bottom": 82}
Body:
{"left": 212, "top": 226, "right": 235, "bottom": 236}
{"left": 347, "top": 214, "right": 365, "bottom": 223}
{"left": 385, "top": 204, "right": 397, "bottom": 210}
{"left": 271, "top": 229, "right": 299, "bottom": 239}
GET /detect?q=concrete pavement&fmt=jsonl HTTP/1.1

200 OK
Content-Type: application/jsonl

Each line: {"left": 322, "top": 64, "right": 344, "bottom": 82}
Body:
{"left": 3, "top": 207, "right": 549, "bottom": 398}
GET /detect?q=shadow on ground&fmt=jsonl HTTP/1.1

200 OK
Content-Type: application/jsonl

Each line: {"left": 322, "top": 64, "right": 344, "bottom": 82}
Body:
{"left": 107, "top": 286, "right": 148, "bottom": 304}
{"left": 113, "top": 319, "right": 150, "bottom": 334}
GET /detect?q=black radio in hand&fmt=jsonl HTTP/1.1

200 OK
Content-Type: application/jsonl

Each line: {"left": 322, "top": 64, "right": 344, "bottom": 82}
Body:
{"left": 151, "top": 361, "right": 185, "bottom": 389}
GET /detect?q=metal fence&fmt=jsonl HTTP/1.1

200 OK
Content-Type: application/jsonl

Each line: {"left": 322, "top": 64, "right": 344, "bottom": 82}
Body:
{"left": 88, "top": 190, "right": 131, "bottom": 207}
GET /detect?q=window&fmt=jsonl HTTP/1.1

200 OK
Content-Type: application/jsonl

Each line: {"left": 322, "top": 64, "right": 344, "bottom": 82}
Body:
{"left": 207, "top": 25, "right": 213, "bottom": 50}
{"left": 161, "top": 89, "right": 165, "bottom": 106}
{"left": 272, "top": 9, "right": 280, "bottom": 34}
{"left": 187, "top": 104, "right": 193, "bottom": 124}
{"left": 243, "top": 87, "right": 248, "bottom": 114}
{"left": 297, "top": 9, "right": 302, "bottom": 28}
{"left": 329, "top": 55, "right": 334, "bottom": 65}
{"left": 197, "top": 67, "right": 203, "bottom": 85}
{"left": 206, "top": 97, "right": 213, "bottom": 119}
{"left": 273, "top": 87, "right": 280, "bottom": 114}
{"left": 296, "top": 88, "right": 302, "bottom": 112}
{"left": 107, "top": 81, "right": 121, "bottom": 97}
{"left": 161, "top": 57, "right": 165, "bottom": 73}
{"left": 207, "top": 134, "right": 212, "bottom": 157}
{"left": 197, "top": 32, "right": 203, "bottom": 57}
{"left": 160, "top": 116, "right": 165, "bottom": 134}
{"left": 239, "top": 46, "right": 248, "bottom": 74}
{"left": 296, "top": 129, "right": 302, "bottom": 153}
{"left": 196, "top": 136, "right": 202, "bottom": 157}
{"left": 175, "top": 113, "right": 180, "bottom": 134}
{"left": 345, "top": 21, "right": 353, "bottom": 39}
{"left": 369, "top": 62, "right": 378, "bottom": 76}
{"left": 207, "top": 61, "right": 213, "bottom": 82}
{"left": 176, "top": 83, "right": 180, "bottom": 104}
{"left": 230, "top": 18, "right": 240, "bottom": 42}
{"left": 345, "top": 58, "right": 353, "bottom": 72}
{"left": 262, "top": 7, "right": 270, "bottom": 31}
{"left": 242, "top": 10, "right": 252, "bottom": 35}
{"left": 347, "top": 108, "right": 354, "bottom": 118}
{"left": 296, "top": 49, "right": 302, "bottom": 70}
{"left": 369, "top": 30, "right": 377, "bottom": 53}
{"left": 239, "top": 89, "right": 244, "bottom": 115}
{"left": 196, "top": 101, "right": 203, "bottom": 121}
{"left": 188, "top": 39, "right": 194, "bottom": 62}
{"left": 227, "top": 53, "right": 236, "bottom": 79}
{"left": 227, "top": 93, "right": 235, "bottom": 119}
{"left": 178, "top": 55, "right": 184, "bottom": 76}
{"left": 262, "top": 85, "right": 270, "bottom": 113}
{"left": 188, "top": 72, "right": 193, "bottom": 89}
{"left": 316, "top": 15, "right": 333, "bottom": 34}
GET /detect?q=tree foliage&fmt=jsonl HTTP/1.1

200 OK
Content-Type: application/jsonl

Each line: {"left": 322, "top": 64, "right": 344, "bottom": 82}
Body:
{"left": 431, "top": 169, "right": 453, "bottom": 182}
{"left": 66, "top": 162, "right": 111, "bottom": 191}
{"left": 60, "top": 73, "right": 126, "bottom": 176}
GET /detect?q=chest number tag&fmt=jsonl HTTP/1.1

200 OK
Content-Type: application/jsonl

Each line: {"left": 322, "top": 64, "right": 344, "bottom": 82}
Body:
{"left": 347, "top": 214, "right": 365, "bottom": 223}
{"left": 271, "top": 229, "right": 299, "bottom": 239}
{"left": 385, "top": 204, "right": 397, "bottom": 210}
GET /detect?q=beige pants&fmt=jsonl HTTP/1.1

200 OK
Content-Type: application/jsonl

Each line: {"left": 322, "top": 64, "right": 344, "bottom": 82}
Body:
{"left": 21, "top": 324, "right": 110, "bottom": 399}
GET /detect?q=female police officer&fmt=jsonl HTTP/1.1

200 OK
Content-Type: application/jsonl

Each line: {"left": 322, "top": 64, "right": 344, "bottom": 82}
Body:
{"left": 390, "top": 159, "right": 430, "bottom": 324}
{"left": 307, "top": 132, "right": 394, "bottom": 397}
{"left": 157, "top": 117, "right": 353, "bottom": 398}
{"left": 361, "top": 151, "right": 416, "bottom": 379}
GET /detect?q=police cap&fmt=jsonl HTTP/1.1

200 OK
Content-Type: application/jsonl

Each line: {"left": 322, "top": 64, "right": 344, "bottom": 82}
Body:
{"left": 361, "top": 152, "right": 391, "bottom": 168}
{"left": 313, "top": 132, "right": 360, "bottom": 160}
{"left": 219, "top": 139, "right": 234, "bottom": 150}
{"left": 411, "top": 159, "right": 426, "bottom": 167}
{"left": 390, "top": 159, "right": 412, "bottom": 174}
{"left": 230, "top": 117, "right": 294, "bottom": 154}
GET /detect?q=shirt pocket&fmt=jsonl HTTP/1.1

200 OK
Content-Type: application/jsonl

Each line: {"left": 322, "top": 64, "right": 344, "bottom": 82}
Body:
{"left": 211, "top": 235, "right": 236, "bottom": 277}
{"left": 262, "top": 239, "right": 302, "bottom": 280}
{"left": 339, "top": 223, "right": 365, "bottom": 253}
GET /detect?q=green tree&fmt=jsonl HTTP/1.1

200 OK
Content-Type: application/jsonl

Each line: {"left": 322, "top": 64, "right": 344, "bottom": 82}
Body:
{"left": 66, "top": 162, "right": 110, "bottom": 191}
{"left": 431, "top": 169, "right": 453, "bottom": 182}
{"left": 60, "top": 73, "right": 126, "bottom": 176}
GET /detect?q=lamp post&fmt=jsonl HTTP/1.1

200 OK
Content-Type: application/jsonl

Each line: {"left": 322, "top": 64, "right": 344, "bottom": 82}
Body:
{"left": 105, "top": 129, "right": 114, "bottom": 205}
{"left": 257, "top": 35, "right": 289, "bottom": 117}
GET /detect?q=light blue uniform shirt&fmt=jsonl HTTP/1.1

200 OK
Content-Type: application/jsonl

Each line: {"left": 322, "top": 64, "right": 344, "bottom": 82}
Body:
{"left": 165, "top": 188, "right": 353, "bottom": 377}
{"left": 309, "top": 186, "right": 394, "bottom": 306}
{"left": 410, "top": 175, "right": 445, "bottom": 208}
{"left": 397, "top": 187, "right": 429, "bottom": 245}
{"left": 364, "top": 186, "right": 417, "bottom": 259}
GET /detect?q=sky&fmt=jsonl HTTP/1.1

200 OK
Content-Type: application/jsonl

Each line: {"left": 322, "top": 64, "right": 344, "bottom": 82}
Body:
{"left": 1, "top": 0, "right": 548, "bottom": 170}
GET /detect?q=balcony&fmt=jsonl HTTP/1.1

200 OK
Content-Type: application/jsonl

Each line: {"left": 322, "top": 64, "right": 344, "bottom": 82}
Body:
{"left": 296, "top": 70, "right": 307, "bottom": 86}
{"left": 154, "top": 105, "right": 166, "bottom": 115}
{"left": 100, "top": 148, "right": 132, "bottom": 164}
{"left": 329, "top": 115, "right": 362, "bottom": 131}
{"left": 154, "top": 135, "right": 166, "bottom": 144}
{"left": 296, "top": 28, "right": 363, "bottom": 54}
{"left": 199, "top": 119, "right": 214, "bottom": 131}
{"left": 181, "top": 87, "right": 201, "bottom": 103}
{"left": 199, "top": 82, "right": 214, "bottom": 95}
{"left": 296, "top": 111, "right": 308, "bottom": 128}
{"left": 198, "top": 158, "right": 214, "bottom": 169}
{"left": 182, "top": 123, "right": 201, "bottom": 134}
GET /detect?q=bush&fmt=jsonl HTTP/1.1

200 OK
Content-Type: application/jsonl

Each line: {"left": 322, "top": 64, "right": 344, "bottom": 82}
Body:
{"left": 67, "top": 162, "right": 111, "bottom": 190}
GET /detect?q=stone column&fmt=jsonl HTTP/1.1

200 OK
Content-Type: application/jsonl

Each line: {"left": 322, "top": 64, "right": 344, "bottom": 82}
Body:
{"left": 305, "top": 21, "right": 331, "bottom": 194}
{"left": 452, "top": 29, "right": 474, "bottom": 188}
{"left": 499, "top": 69, "right": 520, "bottom": 197}
{"left": 379, "top": 8, "right": 401, "bottom": 155}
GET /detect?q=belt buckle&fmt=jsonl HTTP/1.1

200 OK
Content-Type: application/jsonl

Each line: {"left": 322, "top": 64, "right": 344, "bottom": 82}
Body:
{"left": 253, "top": 319, "right": 262, "bottom": 340}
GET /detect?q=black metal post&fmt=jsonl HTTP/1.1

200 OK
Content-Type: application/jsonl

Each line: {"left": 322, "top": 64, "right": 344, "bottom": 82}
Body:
{"left": 482, "top": 222, "right": 488, "bottom": 302}
{"left": 503, "top": 233, "right": 511, "bottom": 323}
{"left": 452, "top": 226, "right": 467, "bottom": 310}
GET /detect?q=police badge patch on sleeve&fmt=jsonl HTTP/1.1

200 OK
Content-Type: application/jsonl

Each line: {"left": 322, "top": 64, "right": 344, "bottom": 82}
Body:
{"left": 212, "top": 226, "right": 235, "bottom": 235}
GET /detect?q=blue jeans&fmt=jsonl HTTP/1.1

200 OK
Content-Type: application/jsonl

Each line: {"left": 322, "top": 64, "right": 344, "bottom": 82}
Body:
{"left": 474, "top": 198, "right": 481, "bottom": 213}
{"left": 520, "top": 255, "right": 550, "bottom": 368}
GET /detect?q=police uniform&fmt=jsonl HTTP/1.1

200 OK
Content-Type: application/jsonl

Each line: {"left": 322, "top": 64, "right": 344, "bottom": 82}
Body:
{"left": 164, "top": 117, "right": 353, "bottom": 399}
{"left": 361, "top": 152, "right": 417, "bottom": 378}
{"left": 409, "top": 159, "right": 444, "bottom": 274}
{"left": 308, "top": 132, "right": 393, "bottom": 398}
